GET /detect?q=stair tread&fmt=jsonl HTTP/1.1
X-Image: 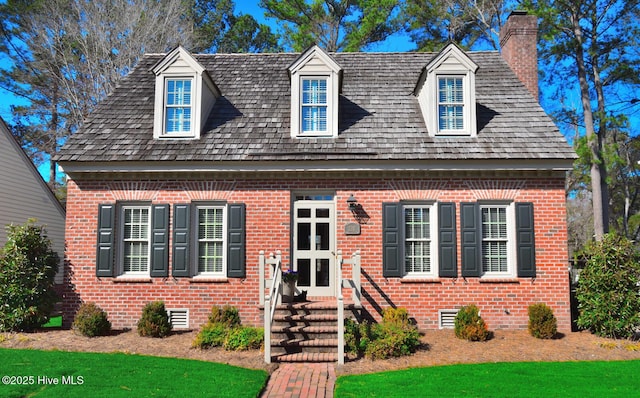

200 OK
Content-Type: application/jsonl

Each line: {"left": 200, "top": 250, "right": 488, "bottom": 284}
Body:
{"left": 273, "top": 338, "right": 339, "bottom": 347}
{"left": 271, "top": 352, "right": 338, "bottom": 363}
{"left": 274, "top": 314, "right": 338, "bottom": 321}
{"left": 272, "top": 325, "right": 338, "bottom": 333}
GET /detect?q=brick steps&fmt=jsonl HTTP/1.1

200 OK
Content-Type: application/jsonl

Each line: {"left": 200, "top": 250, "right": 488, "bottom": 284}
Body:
{"left": 268, "top": 300, "right": 358, "bottom": 363}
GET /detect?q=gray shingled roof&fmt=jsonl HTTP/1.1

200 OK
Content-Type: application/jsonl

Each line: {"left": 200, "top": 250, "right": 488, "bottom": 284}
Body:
{"left": 56, "top": 51, "right": 576, "bottom": 164}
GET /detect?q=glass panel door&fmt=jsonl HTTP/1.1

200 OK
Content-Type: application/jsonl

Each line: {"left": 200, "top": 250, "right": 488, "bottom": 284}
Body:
{"left": 293, "top": 198, "right": 335, "bottom": 296}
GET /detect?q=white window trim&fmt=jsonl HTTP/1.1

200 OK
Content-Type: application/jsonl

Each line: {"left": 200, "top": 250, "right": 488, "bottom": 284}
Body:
{"left": 299, "top": 76, "right": 330, "bottom": 136}
{"left": 154, "top": 73, "right": 198, "bottom": 139}
{"left": 292, "top": 74, "right": 338, "bottom": 138}
{"left": 193, "top": 204, "right": 227, "bottom": 278}
{"left": 163, "top": 77, "right": 194, "bottom": 136}
{"left": 118, "top": 204, "right": 151, "bottom": 278}
{"left": 436, "top": 75, "right": 469, "bottom": 135}
{"left": 479, "top": 202, "right": 517, "bottom": 279}
{"left": 402, "top": 202, "right": 438, "bottom": 278}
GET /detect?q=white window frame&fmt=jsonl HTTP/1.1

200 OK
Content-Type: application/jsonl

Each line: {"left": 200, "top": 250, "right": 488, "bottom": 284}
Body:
{"left": 194, "top": 204, "right": 227, "bottom": 277}
{"left": 402, "top": 202, "right": 438, "bottom": 278}
{"left": 437, "top": 75, "right": 466, "bottom": 133}
{"left": 163, "top": 78, "right": 194, "bottom": 136}
{"left": 300, "top": 77, "right": 329, "bottom": 135}
{"left": 293, "top": 75, "right": 335, "bottom": 137}
{"left": 480, "top": 202, "right": 516, "bottom": 278}
{"left": 119, "top": 205, "right": 151, "bottom": 277}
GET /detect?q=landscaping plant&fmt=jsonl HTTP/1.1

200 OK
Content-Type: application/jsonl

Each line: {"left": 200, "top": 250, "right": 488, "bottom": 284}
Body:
{"left": 454, "top": 304, "right": 491, "bottom": 341}
{"left": 0, "top": 220, "right": 59, "bottom": 331}
{"left": 137, "top": 301, "right": 172, "bottom": 338}
{"left": 73, "top": 302, "right": 111, "bottom": 337}
{"left": 344, "top": 307, "right": 420, "bottom": 360}
{"left": 193, "top": 305, "right": 263, "bottom": 351}
{"left": 575, "top": 233, "right": 640, "bottom": 338}
{"left": 528, "top": 303, "right": 557, "bottom": 339}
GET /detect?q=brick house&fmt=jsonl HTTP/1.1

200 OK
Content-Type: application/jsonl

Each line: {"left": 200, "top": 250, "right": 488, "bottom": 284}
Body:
{"left": 56, "top": 11, "right": 575, "bottom": 335}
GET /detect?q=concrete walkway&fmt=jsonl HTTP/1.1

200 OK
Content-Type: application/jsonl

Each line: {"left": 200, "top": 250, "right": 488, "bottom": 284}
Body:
{"left": 260, "top": 363, "right": 336, "bottom": 398}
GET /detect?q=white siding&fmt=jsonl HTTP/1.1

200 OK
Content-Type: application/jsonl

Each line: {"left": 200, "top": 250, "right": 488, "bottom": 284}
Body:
{"left": 0, "top": 119, "right": 66, "bottom": 283}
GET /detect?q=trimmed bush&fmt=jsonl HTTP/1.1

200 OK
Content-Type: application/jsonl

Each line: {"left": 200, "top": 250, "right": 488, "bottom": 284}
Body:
{"left": 193, "top": 305, "right": 263, "bottom": 351}
{"left": 208, "top": 305, "right": 241, "bottom": 327}
{"left": 0, "top": 221, "right": 59, "bottom": 331}
{"left": 137, "top": 301, "right": 172, "bottom": 338}
{"left": 576, "top": 233, "right": 640, "bottom": 338}
{"left": 344, "top": 308, "right": 421, "bottom": 360}
{"left": 192, "top": 322, "right": 227, "bottom": 348}
{"left": 73, "top": 303, "right": 111, "bottom": 337}
{"left": 454, "top": 305, "right": 491, "bottom": 341}
{"left": 528, "top": 303, "right": 557, "bottom": 339}
{"left": 224, "top": 326, "right": 264, "bottom": 351}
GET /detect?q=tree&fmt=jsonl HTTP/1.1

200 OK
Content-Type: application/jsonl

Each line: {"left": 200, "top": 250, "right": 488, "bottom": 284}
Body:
{"left": 260, "top": 0, "right": 401, "bottom": 52}
{"left": 0, "top": 220, "right": 59, "bottom": 331}
{"left": 0, "top": 0, "right": 194, "bottom": 184}
{"left": 403, "top": 0, "right": 508, "bottom": 51}
{"left": 189, "top": 0, "right": 281, "bottom": 53}
{"left": 523, "top": 0, "right": 640, "bottom": 241}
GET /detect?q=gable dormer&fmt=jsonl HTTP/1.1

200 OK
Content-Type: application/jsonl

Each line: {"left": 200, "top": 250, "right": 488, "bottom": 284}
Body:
{"left": 288, "top": 46, "right": 342, "bottom": 138}
{"left": 415, "top": 43, "right": 479, "bottom": 137}
{"left": 152, "top": 46, "right": 220, "bottom": 140}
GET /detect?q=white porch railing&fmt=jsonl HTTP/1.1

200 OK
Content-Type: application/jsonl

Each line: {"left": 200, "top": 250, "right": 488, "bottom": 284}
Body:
{"left": 260, "top": 250, "right": 282, "bottom": 364}
{"left": 336, "top": 250, "right": 361, "bottom": 365}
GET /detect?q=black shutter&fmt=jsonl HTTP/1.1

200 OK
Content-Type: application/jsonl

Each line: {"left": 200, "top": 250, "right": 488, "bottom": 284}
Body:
{"left": 172, "top": 204, "right": 191, "bottom": 277}
{"left": 96, "top": 204, "right": 115, "bottom": 277}
{"left": 227, "top": 203, "right": 246, "bottom": 278}
{"left": 438, "top": 203, "right": 457, "bottom": 277}
{"left": 516, "top": 202, "right": 536, "bottom": 277}
{"left": 382, "top": 202, "right": 403, "bottom": 277}
{"left": 461, "top": 202, "right": 481, "bottom": 277}
{"left": 150, "top": 204, "right": 169, "bottom": 277}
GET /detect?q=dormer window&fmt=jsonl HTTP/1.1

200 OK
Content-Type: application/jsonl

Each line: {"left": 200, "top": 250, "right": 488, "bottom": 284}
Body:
{"left": 165, "top": 79, "right": 193, "bottom": 134}
{"left": 415, "top": 43, "right": 478, "bottom": 137}
{"left": 152, "top": 46, "right": 220, "bottom": 140}
{"left": 437, "top": 76, "right": 465, "bottom": 132}
{"left": 288, "top": 46, "right": 342, "bottom": 138}
{"left": 301, "top": 77, "right": 328, "bottom": 134}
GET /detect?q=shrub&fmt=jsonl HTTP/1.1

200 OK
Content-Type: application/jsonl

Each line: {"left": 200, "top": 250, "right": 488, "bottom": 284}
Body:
{"left": 137, "top": 301, "right": 172, "bottom": 338}
{"left": 72, "top": 303, "right": 111, "bottom": 337}
{"left": 344, "top": 308, "right": 421, "bottom": 360}
{"left": 193, "top": 305, "right": 263, "bottom": 351}
{"left": 575, "top": 233, "right": 640, "bottom": 338}
{"left": 223, "top": 326, "right": 264, "bottom": 351}
{"left": 208, "top": 305, "right": 241, "bottom": 327}
{"left": 454, "top": 305, "right": 491, "bottom": 341}
{"left": 528, "top": 303, "right": 557, "bottom": 339}
{"left": 192, "top": 322, "right": 227, "bottom": 348}
{"left": 0, "top": 221, "right": 59, "bottom": 331}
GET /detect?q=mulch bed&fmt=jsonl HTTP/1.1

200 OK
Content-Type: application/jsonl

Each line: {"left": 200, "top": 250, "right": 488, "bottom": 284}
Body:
{"left": 2, "top": 328, "right": 640, "bottom": 376}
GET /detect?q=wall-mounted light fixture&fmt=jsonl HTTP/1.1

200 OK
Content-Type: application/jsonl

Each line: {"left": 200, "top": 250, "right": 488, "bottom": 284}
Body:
{"left": 347, "top": 194, "right": 358, "bottom": 211}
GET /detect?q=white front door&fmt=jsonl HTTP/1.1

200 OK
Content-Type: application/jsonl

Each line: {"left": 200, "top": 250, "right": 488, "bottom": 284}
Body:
{"left": 293, "top": 198, "right": 335, "bottom": 297}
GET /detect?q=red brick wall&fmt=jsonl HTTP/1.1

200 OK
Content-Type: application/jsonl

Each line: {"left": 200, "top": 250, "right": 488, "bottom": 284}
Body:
{"left": 61, "top": 175, "right": 571, "bottom": 331}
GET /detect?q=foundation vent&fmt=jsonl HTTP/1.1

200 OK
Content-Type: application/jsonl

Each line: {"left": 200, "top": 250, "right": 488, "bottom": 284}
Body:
{"left": 168, "top": 309, "right": 189, "bottom": 329}
{"left": 439, "top": 309, "right": 458, "bottom": 329}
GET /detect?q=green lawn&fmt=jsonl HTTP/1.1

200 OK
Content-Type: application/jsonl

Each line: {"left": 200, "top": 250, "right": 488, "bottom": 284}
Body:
{"left": 0, "top": 348, "right": 268, "bottom": 398}
{"left": 42, "top": 315, "right": 62, "bottom": 328}
{"left": 336, "top": 360, "right": 640, "bottom": 397}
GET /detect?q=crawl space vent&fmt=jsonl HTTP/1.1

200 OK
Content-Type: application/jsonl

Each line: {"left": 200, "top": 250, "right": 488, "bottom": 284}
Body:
{"left": 168, "top": 309, "right": 189, "bottom": 329}
{"left": 439, "top": 310, "right": 457, "bottom": 329}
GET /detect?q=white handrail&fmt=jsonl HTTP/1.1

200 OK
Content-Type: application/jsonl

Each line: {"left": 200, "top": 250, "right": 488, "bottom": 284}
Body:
{"left": 262, "top": 250, "right": 282, "bottom": 364}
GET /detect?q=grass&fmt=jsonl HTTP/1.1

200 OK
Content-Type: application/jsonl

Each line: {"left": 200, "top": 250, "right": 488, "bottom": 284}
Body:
{"left": 0, "top": 348, "right": 268, "bottom": 398}
{"left": 336, "top": 360, "right": 640, "bottom": 397}
{"left": 42, "top": 315, "right": 62, "bottom": 328}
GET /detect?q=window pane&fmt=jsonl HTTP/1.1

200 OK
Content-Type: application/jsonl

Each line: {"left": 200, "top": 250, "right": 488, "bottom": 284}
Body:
{"left": 404, "top": 206, "right": 431, "bottom": 274}
{"left": 197, "top": 207, "right": 224, "bottom": 274}
{"left": 481, "top": 206, "right": 508, "bottom": 273}
{"left": 438, "top": 77, "right": 464, "bottom": 131}
{"left": 165, "top": 79, "right": 192, "bottom": 133}
{"left": 302, "top": 79, "right": 327, "bottom": 105}
{"left": 302, "top": 106, "right": 327, "bottom": 132}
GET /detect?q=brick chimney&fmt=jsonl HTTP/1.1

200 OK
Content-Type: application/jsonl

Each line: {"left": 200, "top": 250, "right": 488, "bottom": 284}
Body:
{"left": 500, "top": 11, "right": 538, "bottom": 100}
